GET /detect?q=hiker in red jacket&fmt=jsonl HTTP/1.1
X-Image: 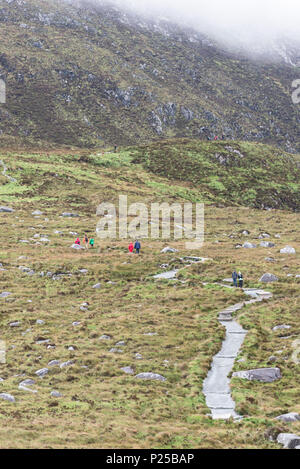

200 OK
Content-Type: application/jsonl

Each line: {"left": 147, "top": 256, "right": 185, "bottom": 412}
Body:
{"left": 128, "top": 242, "right": 134, "bottom": 253}
{"left": 75, "top": 237, "right": 80, "bottom": 245}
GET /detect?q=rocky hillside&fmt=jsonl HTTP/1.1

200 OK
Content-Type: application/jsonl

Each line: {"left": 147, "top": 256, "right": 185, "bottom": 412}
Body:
{"left": 0, "top": 0, "right": 299, "bottom": 150}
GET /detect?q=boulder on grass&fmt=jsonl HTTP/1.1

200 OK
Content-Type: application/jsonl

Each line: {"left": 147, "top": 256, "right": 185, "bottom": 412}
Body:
{"left": 0, "top": 206, "right": 14, "bottom": 213}
{"left": 280, "top": 246, "right": 296, "bottom": 254}
{"left": 276, "top": 413, "right": 300, "bottom": 423}
{"left": 259, "top": 273, "right": 278, "bottom": 283}
{"left": 160, "top": 247, "right": 178, "bottom": 254}
{"left": 135, "top": 372, "right": 166, "bottom": 382}
{"left": 277, "top": 433, "right": 300, "bottom": 449}
{"left": 242, "top": 242, "right": 256, "bottom": 249}
{"left": 232, "top": 367, "right": 281, "bottom": 383}
{"left": 71, "top": 244, "right": 85, "bottom": 250}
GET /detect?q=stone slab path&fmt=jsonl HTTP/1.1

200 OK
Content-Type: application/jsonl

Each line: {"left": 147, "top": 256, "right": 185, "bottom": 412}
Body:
{"left": 203, "top": 286, "right": 272, "bottom": 420}
{"left": 153, "top": 263, "right": 273, "bottom": 420}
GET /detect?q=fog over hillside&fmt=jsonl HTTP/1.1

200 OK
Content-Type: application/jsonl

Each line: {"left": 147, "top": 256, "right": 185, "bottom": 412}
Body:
{"left": 78, "top": 0, "right": 300, "bottom": 59}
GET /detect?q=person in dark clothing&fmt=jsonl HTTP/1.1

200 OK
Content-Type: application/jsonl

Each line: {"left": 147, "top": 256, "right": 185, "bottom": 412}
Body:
{"left": 232, "top": 270, "right": 238, "bottom": 287}
{"left": 83, "top": 233, "right": 89, "bottom": 250}
{"left": 238, "top": 271, "right": 244, "bottom": 288}
{"left": 134, "top": 240, "right": 141, "bottom": 254}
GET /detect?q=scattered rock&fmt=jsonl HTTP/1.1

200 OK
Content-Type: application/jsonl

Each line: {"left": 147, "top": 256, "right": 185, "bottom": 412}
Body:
{"left": 35, "top": 368, "right": 49, "bottom": 378}
{"left": 92, "top": 283, "right": 101, "bottom": 289}
{"left": 276, "top": 413, "right": 300, "bottom": 423}
{"left": 48, "top": 360, "right": 60, "bottom": 367}
{"left": 121, "top": 366, "right": 134, "bottom": 375}
{"left": 135, "top": 372, "right": 166, "bottom": 382}
{"left": 100, "top": 335, "right": 111, "bottom": 340}
{"left": 0, "top": 292, "right": 12, "bottom": 298}
{"left": 272, "top": 325, "right": 291, "bottom": 331}
{"left": 0, "top": 206, "right": 14, "bottom": 213}
{"left": 259, "top": 273, "right": 278, "bottom": 283}
{"left": 280, "top": 246, "right": 296, "bottom": 254}
{"left": 51, "top": 390, "right": 63, "bottom": 397}
{"left": 32, "top": 210, "right": 43, "bottom": 215}
{"left": 9, "top": 321, "right": 20, "bottom": 327}
{"left": 19, "top": 266, "right": 31, "bottom": 273}
{"left": 62, "top": 212, "right": 79, "bottom": 217}
{"left": 109, "top": 348, "right": 123, "bottom": 353}
{"left": 259, "top": 233, "right": 271, "bottom": 239}
{"left": 36, "top": 320, "right": 45, "bottom": 325}
{"left": 0, "top": 393, "right": 15, "bottom": 402}
{"left": 153, "top": 270, "right": 177, "bottom": 280}
{"left": 277, "top": 433, "right": 300, "bottom": 449}
{"left": 260, "top": 241, "right": 275, "bottom": 248}
{"left": 242, "top": 242, "right": 257, "bottom": 248}
{"left": 19, "top": 379, "right": 37, "bottom": 393}
{"left": 36, "top": 339, "right": 50, "bottom": 345}
{"left": 60, "top": 360, "right": 74, "bottom": 369}
{"left": 232, "top": 367, "right": 281, "bottom": 383}
{"left": 160, "top": 247, "right": 178, "bottom": 253}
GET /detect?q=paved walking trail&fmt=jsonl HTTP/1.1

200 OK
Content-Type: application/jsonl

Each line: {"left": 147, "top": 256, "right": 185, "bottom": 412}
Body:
{"left": 203, "top": 286, "right": 272, "bottom": 420}
{"left": 153, "top": 264, "right": 273, "bottom": 420}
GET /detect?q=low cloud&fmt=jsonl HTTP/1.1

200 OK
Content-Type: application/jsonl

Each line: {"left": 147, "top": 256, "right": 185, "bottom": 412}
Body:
{"left": 82, "top": 0, "right": 300, "bottom": 55}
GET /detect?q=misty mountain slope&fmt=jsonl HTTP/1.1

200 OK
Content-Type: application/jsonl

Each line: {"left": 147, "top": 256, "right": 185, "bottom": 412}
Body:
{"left": 0, "top": 0, "right": 299, "bottom": 150}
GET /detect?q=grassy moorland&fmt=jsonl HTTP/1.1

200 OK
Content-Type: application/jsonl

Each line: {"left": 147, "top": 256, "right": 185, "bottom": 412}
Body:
{"left": 0, "top": 141, "right": 299, "bottom": 448}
